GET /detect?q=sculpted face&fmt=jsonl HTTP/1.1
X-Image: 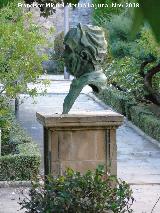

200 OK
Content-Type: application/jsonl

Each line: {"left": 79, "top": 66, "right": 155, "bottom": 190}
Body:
{"left": 63, "top": 44, "right": 79, "bottom": 76}
{"left": 63, "top": 28, "right": 84, "bottom": 77}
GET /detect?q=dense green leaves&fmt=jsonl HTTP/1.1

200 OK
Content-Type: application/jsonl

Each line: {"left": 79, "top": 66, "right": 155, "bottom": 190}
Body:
{"left": 49, "top": 32, "right": 65, "bottom": 74}
{"left": 0, "top": 95, "right": 40, "bottom": 181}
{"left": 92, "top": 0, "right": 123, "bottom": 24}
{"left": 0, "top": 96, "right": 14, "bottom": 149}
{"left": 0, "top": 0, "right": 48, "bottom": 98}
{"left": 0, "top": 95, "right": 36, "bottom": 156}
{"left": 0, "top": 1, "right": 43, "bottom": 181}
{"left": 93, "top": 0, "right": 160, "bottom": 43}
{"left": 95, "top": 9, "right": 160, "bottom": 103}
{"left": 98, "top": 86, "right": 160, "bottom": 141}
{"left": 0, "top": 0, "right": 12, "bottom": 8}
{"left": 20, "top": 166, "right": 134, "bottom": 212}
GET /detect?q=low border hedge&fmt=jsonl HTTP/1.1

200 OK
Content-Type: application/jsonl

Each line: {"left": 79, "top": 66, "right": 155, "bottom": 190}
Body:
{"left": 130, "top": 106, "right": 160, "bottom": 142}
{"left": 97, "top": 87, "right": 160, "bottom": 142}
{"left": 0, "top": 143, "right": 40, "bottom": 181}
{"left": 98, "top": 87, "right": 137, "bottom": 116}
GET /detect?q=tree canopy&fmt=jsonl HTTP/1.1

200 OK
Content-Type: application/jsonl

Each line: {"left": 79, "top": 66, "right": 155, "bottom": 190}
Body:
{"left": 102, "top": 11, "right": 160, "bottom": 105}
{"left": 0, "top": 0, "right": 48, "bottom": 98}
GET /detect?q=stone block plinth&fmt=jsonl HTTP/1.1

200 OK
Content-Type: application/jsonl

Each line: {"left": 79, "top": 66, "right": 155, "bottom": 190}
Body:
{"left": 36, "top": 110, "right": 123, "bottom": 177}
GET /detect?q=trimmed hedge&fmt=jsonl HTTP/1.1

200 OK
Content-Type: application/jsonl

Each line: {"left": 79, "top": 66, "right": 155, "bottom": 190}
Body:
{"left": 0, "top": 143, "right": 40, "bottom": 181}
{"left": 98, "top": 87, "right": 137, "bottom": 116}
{"left": 97, "top": 87, "right": 160, "bottom": 142}
{"left": 2, "top": 122, "right": 34, "bottom": 155}
{"left": 0, "top": 97, "right": 40, "bottom": 180}
{"left": 130, "top": 106, "right": 160, "bottom": 142}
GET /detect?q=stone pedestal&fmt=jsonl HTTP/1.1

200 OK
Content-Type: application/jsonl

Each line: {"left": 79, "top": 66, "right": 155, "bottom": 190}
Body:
{"left": 36, "top": 110, "right": 123, "bottom": 177}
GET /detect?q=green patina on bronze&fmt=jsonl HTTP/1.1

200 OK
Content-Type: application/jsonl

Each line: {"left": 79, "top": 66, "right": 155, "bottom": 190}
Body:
{"left": 63, "top": 23, "right": 107, "bottom": 114}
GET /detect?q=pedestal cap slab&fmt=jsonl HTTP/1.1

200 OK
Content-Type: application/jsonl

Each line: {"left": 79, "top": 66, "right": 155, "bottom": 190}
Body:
{"left": 36, "top": 110, "right": 123, "bottom": 129}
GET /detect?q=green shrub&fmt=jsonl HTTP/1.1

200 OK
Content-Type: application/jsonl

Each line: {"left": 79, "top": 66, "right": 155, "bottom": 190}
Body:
{"left": 97, "top": 87, "right": 135, "bottom": 116}
{"left": 105, "top": 13, "right": 133, "bottom": 57}
{"left": 0, "top": 98, "right": 40, "bottom": 181}
{"left": 97, "top": 86, "right": 160, "bottom": 141}
{"left": 20, "top": 165, "right": 134, "bottom": 213}
{"left": 101, "top": 11, "right": 160, "bottom": 104}
{"left": 53, "top": 32, "right": 64, "bottom": 59}
{"left": 92, "top": 0, "right": 123, "bottom": 25}
{"left": 0, "top": 143, "right": 40, "bottom": 181}
{"left": 0, "top": 96, "right": 32, "bottom": 155}
{"left": 49, "top": 32, "right": 64, "bottom": 74}
{"left": 2, "top": 119, "right": 34, "bottom": 155}
{"left": 0, "top": 0, "right": 42, "bottom": 181}
{"left": 130, "top": 105, "right": 160, "bottom": 141}
{"left": 104, "top": 58, "right": 144, "bottom": 101}
{"left": 0, "top": 96, "right": 13, "bottom": 147}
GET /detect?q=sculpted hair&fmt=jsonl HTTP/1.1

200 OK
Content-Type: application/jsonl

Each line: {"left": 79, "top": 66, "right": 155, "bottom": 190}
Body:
{"left": 79, "top": 24, "right": 107, "bottom": 64}
{"left": 64, "top": 23, "right": 107, "bottom": 65}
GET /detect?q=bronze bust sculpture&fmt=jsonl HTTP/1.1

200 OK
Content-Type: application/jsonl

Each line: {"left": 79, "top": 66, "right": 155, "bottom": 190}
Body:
{"left": 63, "top": 23, "right": 107, "bottom": 114}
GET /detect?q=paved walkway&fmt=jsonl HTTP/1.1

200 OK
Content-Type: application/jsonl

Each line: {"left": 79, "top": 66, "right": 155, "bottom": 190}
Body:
{"left": 1, "top": 75, "right": 160, "bottom": 213}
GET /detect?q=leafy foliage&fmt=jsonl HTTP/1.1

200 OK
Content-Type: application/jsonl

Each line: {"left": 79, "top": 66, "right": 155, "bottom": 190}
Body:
{"left": 0, "top": 0, "right": 48, "bottom": 98}
{"left": 97, "top": 86, "right": 136, "bottom": 116}
{"left": 105, "top": 12, "right": 133, "bottom": 58}
{"left": 0, "top": 96, "right": 13, "bottom": 148}
{"left": 92, "top": 0, "right": 123, "bottom": 24}
{"left": 97, "top": 11, "right": 160, "bottom": 103}
{"left": 106, "top": 58, "right": 144, "bottom": 100}
{"left": 93, "top": 7, "right": 160, "bottom": 138}
{"left": 0, "top": 96, "right": 33, "bottom": 155}
{"left": 53, "top": 32, "right": 64, "bottom": 60}
{"left": 49, "top": 32, "right": 65, "bottom": 73}
{"left": 20, "top": 165, "right": 134, "bottom": 213}
{"left": 93, "top": 0, "right": 160, "bottom": 43}
{"left": 0, "top": 86, "right": 40, "bottom": 181}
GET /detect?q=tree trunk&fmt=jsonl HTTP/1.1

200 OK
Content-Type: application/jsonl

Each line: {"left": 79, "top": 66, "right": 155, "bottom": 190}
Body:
{"left": 15, "top": 96, "right": 19, "bottom": 119}
{"left": 142, "top": 63, "right": 160, "bottom": 105}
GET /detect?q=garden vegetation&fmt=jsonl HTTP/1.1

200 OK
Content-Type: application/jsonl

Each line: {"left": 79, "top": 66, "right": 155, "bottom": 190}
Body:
{"left": 92, "top": 0, "right": 160, "bottom": 141}
{"left": 20, "top": 166, "right": 134, "bottom": 213}
{"left": 0, "top": 0, "right": 47, "bottom": 180}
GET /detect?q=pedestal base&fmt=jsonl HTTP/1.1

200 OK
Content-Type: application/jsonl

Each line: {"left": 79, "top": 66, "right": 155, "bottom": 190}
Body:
{"left": 37, "top": 111, "right": 123, "bottom": 177}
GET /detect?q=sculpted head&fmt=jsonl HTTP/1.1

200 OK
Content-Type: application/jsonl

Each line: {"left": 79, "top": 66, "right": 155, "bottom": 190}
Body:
{"left": 63, "top": 23, "right": 107, "bottom": 78}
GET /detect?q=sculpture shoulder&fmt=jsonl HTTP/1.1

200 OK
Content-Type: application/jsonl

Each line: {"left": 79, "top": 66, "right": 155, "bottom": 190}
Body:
{"left": 71, "top": 71, "right": 107, "bottom": 92}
